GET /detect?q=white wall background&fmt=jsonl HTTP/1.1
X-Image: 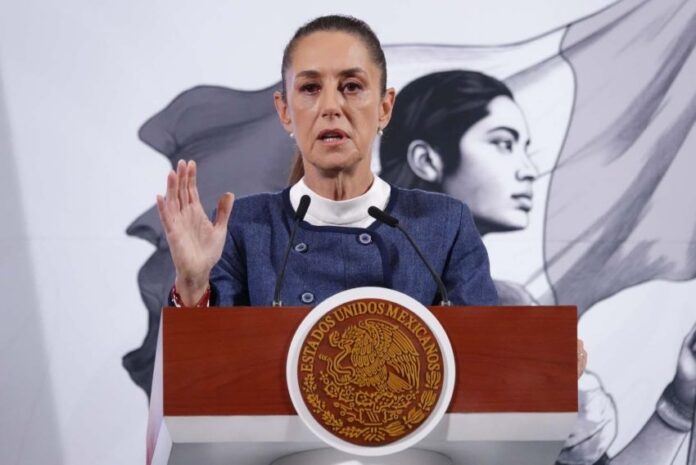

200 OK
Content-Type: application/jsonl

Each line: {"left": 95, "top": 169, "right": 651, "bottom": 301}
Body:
{"left": 2, "top": 1, "right": 694, "bottom": 464}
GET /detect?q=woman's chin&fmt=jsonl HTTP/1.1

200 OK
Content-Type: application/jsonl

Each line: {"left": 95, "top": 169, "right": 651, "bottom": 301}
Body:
{"left": 309, "top": 154, "right": 366, "bottom": 175}
{"left": 474, "top": 212, "right": 529, "bottom": 235}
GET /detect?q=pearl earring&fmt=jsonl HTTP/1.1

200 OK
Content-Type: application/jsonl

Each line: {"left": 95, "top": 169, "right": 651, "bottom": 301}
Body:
{"left": 377, "top": 128, "right": 384, "bottom": 136}
{"left": 289, "top": 132, "right": 294, "bottom": 139}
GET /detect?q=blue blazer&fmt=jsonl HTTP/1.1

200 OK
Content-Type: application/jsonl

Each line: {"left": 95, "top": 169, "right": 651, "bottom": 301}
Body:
{"left": 210, "top": 186, "right": 499, "bottom": 307}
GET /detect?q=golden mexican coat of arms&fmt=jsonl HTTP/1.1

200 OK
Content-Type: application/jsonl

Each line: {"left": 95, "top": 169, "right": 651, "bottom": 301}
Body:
{"left": 297, "top": 298, "right": 445, "bottom": 446}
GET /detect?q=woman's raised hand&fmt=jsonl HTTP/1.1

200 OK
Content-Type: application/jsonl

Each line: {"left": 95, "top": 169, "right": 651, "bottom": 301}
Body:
{"left": 156, "top": 160, "right": 234, "bottom": 305}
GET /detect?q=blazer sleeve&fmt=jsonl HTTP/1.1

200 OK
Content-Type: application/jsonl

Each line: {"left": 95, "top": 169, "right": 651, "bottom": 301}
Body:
{"left": 442, "top": 202, "right": 499, "bottom": 305}
{"left": 209, "top": 215, "right": 250, "bottom": 306}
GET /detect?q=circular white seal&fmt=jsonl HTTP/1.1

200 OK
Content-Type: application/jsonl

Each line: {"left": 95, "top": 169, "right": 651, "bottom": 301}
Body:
{"left": 286, "top": 287, "right": 456, "bottom": 457}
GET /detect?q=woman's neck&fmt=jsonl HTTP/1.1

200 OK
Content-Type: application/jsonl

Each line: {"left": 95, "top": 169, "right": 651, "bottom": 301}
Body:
{"left": 289, "top": 177, "right": 390, "bottom": 228}
{"left": 303, "top": 167, "right": 375, "bottom": 200}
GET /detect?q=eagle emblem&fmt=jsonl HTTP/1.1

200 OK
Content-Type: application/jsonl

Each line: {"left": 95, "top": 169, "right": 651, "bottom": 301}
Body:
{"left": 298, "top": 299, "right": 444, "bottom": 446}
{"left": 324, "top": 319, "right": 420, "bottom": 394}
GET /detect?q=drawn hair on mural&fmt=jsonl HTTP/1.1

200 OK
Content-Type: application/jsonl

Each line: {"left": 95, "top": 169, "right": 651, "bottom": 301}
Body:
{"left": 380, "top": 70, "right": 513, "bottom": 191}
{"left": 380, "top": 70, "right": 537, "bottom": 237}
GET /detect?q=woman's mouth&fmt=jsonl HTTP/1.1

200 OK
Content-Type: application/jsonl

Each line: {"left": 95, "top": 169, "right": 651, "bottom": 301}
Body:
{"left": 512, "top": 193, "right": 533, "bottom": 212}
{"left": 318, "top": 129, "right": 349, "bottom": 146}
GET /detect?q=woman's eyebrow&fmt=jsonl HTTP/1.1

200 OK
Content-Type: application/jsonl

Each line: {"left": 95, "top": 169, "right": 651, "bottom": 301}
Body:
{"left": 295, "top": 67, "right": 368, "bottom": 80}
{"left": 487, "top": 126, "right": 519, "bottom": 141}
{"left": 295, "top": 70, "right": 321, "bottom": 80}
{"left": 338, "top": 67, "right": 368, "bottom": 78}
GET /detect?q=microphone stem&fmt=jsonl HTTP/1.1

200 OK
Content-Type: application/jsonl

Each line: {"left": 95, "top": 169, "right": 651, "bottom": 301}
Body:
{"left": 396, "top": 224, "right": 451, "bottom": 306}
{"left": 273, "top": 218, "right": 300, "bottom": 307}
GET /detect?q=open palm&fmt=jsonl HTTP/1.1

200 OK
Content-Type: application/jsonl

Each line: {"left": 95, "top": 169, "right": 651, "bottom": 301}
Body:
{"left": 156, "top": 160, "right": 234, "bottom": 304}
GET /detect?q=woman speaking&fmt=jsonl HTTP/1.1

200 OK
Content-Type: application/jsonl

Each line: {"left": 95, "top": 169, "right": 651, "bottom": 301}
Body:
{"left": 156, "top": 15, "right": 499, "bottom": 309}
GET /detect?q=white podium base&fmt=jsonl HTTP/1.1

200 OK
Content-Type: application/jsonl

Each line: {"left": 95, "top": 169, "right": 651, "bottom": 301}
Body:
{"left": 154, "top": 412, "right": 576, "bottom": 465}
{"left": 271, "top": 448, "right": 452, "bottom": 465}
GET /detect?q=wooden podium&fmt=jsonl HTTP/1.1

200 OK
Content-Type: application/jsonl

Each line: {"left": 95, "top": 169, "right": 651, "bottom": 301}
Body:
{"left": 147, "top": 306, "right": 578, "bottom": 465}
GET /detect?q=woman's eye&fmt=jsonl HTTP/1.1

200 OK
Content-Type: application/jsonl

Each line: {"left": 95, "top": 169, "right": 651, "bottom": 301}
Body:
{"left": 342, "top": 82, "right": 363, "bottom": 93}
{"left": 492, "top": 139, "right": 514, "bottom": 153}
{"left": 300, "top": 83, "right": 320, "bottom": 94}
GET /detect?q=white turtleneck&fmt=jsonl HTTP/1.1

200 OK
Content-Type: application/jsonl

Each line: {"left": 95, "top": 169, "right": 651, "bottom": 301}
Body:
{"left": 289, "top": 176, "right": 391, "bottom": 228}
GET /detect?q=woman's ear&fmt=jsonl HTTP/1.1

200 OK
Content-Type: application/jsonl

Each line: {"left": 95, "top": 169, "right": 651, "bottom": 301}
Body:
{"left": 406, "top": 140, "right": 444, "bottom": 182}
{"left": 378, "top": 87, "right": 397, "bottom": 129}
{"left": 273, "top": 91, "right": 293, "bottom": 134}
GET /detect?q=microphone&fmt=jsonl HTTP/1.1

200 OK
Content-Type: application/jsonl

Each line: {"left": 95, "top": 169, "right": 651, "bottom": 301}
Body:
{"left": 273, "top": 195, "right": 311, "bottom": 307}
{"left": 367, "top": 206, "right": 452, "bottom": 306}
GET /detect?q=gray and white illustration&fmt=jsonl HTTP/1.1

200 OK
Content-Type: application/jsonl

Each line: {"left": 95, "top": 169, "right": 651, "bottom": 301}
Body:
{"left": 124, "top": 0, "right": 696, "bottom": 463}
{"left": 379, "top": 68, "right": 696, "bottom": 465}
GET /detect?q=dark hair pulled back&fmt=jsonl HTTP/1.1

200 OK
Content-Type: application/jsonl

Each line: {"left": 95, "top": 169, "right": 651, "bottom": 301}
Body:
{"left": 379, "top": 70, "right": 513, "bottom": 191}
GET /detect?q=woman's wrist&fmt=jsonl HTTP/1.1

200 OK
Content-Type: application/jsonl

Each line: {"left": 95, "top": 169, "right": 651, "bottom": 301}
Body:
{"left": 171, "top": 283, "right": 211, "bottom": 308}
{"left": 174, "top": 273, "right": 211, "bottom": 306}
{"left": 655, "top": 381, "right": 694, "bottom": 432}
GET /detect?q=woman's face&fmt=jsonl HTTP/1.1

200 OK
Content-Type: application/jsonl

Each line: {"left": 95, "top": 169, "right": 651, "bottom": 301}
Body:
{"left": 442, "top": 96, "right": 537, "bottom": 232}
{"left": 275, "top": 31, "right": 394, "bottom": 179}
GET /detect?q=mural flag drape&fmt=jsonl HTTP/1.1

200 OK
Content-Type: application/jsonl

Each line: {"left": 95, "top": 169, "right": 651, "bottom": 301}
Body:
{"left": 543, "top": 0, "right": 696, "bottom": 314}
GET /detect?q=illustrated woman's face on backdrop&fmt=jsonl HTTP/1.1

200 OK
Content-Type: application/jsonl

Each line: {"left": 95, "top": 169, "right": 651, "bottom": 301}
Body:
{"left": 442, "top": 95, "right": 537, "bottom": 232}
{"left": 274, "top": 31, "right": 395, "bottom": 180}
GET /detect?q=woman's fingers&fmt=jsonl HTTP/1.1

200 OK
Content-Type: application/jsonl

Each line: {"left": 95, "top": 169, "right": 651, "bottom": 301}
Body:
{"left": 165, "top": 160, "right": 199, "bottom": 213}
{"left": 188, "top": 160, "right": 200, "bottom": 204}
{"left": 177, "top": 160, "right": 190, "bottom": 206}
{"left": 156, "top": 194, "right": 173, "bottom": 233}
{"left": 215, "top": 192, "right": 235, "bottom": 228}
{"left": 166, "top": 169, "right": 180, "bottom": 212}
{"left": 160, "top": 161, "right": 199, "bottom": 230}
{"left": 158, "top": 160, "right": 229, "bottom": 264}
{"left": 156, "top": 159, "right": 225, "bottom": 284}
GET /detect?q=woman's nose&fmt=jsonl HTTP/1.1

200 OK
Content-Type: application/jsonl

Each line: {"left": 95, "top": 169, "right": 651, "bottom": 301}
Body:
{"left": 515, "top": 151, "right": 538, "bottom": 182}
{"left": 320, "top": 88, "right": 342, "bottom": 118}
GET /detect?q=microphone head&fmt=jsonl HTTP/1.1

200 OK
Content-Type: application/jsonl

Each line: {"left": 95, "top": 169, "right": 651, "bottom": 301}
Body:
{"left": 368, "top": 206, "right": 399, "bottom": 227}
{"left": 295, "top": 195, "right": 311, "bottom": 221}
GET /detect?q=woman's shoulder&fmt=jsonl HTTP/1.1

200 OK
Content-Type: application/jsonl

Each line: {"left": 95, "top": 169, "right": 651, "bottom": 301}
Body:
{"left": 233, "top": 189, "right": 285, "bottom": 205}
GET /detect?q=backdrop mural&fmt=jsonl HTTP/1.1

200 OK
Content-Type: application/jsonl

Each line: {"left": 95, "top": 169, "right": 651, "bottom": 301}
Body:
{"left": 124, "top": 0, "right": 696, "bottom": 463}
{"left": 2, "top": 0, "right": 695, "bottom": 464}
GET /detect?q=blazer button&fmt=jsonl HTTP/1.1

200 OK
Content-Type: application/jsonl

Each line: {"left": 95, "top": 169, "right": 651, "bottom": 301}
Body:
{"left": 300, "top": 292, "right": 315, "bottom": 304}
{"left": 358, "top": 233, "right": 373, "bottom": 245}
{"left": 294, "top": 242, "right": 308, "bottom": 253}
